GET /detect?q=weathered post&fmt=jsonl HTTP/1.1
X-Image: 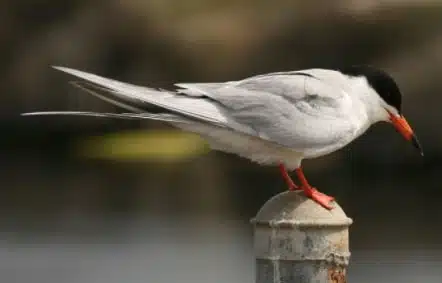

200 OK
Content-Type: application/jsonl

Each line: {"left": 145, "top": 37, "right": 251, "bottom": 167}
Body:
{"left": 251, "top": 191, "right": 352, "bottom": 283}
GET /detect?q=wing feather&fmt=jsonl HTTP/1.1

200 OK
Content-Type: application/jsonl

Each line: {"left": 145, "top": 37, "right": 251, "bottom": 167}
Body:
{"left": 52, "top": 66, "right": 235, "bottom": 127}
{"left": 175, "top": 72, "right": 353, "bottom": 151}
{"left": 27, "top": 67, "right": 355, "bottom": 153}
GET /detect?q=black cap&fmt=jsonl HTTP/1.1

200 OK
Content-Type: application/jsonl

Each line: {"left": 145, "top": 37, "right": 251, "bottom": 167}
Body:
{"left": 339, "top": 65, "right": 402, "bottom": 114}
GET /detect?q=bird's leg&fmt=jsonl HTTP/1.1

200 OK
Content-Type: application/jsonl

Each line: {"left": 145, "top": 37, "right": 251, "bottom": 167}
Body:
{"left": 279, "top": 164, "right": 300, "bottom": 191}
{"left": 295, "top": 167, "right": 335, "bottom": 210}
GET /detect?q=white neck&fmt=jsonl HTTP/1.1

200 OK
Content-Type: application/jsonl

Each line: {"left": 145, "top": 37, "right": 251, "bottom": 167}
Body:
{"left": 345, "top": 75, "right": 390, "bottom": 125}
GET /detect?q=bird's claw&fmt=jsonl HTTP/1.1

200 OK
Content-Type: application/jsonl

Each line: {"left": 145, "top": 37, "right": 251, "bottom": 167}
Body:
{"left": 302, "top": 187, "right": 335, "bottom": 210}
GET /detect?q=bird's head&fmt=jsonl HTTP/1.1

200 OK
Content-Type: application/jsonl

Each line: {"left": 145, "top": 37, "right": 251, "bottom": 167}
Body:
{"left": 341, "top": 65, "right": 423, "bottom": 156}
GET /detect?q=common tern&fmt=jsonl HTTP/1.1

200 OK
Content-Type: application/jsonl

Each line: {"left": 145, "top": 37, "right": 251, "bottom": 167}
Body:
{"left": 22, "top": 65, "right": 423, "bottom": 210}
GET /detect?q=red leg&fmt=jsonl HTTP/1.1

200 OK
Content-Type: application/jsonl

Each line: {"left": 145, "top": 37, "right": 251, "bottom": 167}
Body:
{"left": 295, "top": 167, "right": 335, "bottom": 210}
{"left": 279, "top": 164, "right": 300, "bottom": 191}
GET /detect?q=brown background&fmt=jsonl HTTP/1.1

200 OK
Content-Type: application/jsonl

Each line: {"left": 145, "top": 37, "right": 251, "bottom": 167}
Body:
{"left": 2, "top": 1, "right": 442, "bottom": 282}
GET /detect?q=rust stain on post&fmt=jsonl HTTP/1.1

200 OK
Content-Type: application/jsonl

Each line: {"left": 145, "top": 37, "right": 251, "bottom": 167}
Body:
{"left": 251, "top": 191, "right": 352, "bottom": 283}
{"left": 328, "top": 267, "right": 347, "bottom": 283}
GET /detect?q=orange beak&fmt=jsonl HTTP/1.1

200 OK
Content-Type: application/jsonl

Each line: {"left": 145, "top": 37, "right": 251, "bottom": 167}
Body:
{"left": 388, "top": 112, "right": 423, "bottom": 156}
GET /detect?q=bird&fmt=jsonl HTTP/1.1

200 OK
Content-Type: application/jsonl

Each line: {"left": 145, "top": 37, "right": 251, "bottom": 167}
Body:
{"left": 22, "top": 65, "right": 423, "bottom": 210}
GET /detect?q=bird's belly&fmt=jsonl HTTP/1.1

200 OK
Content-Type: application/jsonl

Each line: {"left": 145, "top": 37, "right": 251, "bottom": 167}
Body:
{"left": 300, "top": 120, "right": 368, "bottom": 159}
{"left": 206, "top": 132, "right": 304, "bottom": 168}
{"left": 176, "top": 122, "right": 304, "bottom": 168}
{"left": 301, "top": 141, "right": 349, "bottom": 159}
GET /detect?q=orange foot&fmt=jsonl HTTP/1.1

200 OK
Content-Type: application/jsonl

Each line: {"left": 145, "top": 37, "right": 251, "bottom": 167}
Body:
{"left": 302, "top": 187, "right": 335, "bottom": 210}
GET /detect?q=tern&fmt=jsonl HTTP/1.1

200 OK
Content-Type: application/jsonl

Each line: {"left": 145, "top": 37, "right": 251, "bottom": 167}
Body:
{"left": 22, "top": 65, "right": 423, "bottom": 210}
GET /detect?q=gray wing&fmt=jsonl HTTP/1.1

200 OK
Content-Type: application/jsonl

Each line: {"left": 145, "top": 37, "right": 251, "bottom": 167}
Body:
{"left": 24, "top": 67, "right": 353, "bottom": 152}
{"left": 177, "top": 69, "right": 347, "bottom": 101}
{"left": 176, "top": 71, "right": 354, "bottom": 150}
{"left": 52, "top": 67, "right": 253, "bottom": 129}
{"left": 23, "top": 66, "right": 254, "bottom": 133}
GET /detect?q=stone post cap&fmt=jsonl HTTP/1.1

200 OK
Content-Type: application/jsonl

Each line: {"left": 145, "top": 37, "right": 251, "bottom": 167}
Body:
{"left": 251, "top": 191, "right": 353, "bottom": 228}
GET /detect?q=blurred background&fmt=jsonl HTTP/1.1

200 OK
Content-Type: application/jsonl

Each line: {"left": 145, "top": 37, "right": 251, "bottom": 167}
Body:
{"left": 3, "top": 0, "right": 442, "bottom": 282}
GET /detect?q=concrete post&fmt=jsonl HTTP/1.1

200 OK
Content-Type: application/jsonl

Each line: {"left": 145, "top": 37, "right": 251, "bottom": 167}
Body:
{"left": 251, "top": 191, "right": 352, "bottom": 283}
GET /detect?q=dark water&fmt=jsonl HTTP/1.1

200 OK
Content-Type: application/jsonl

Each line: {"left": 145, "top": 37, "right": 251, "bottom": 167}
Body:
{"left": 2, "top": 135, "right": 442, "bottom": 283}
{"left": 1, "top": 214, "right": 441, "bottom": 283}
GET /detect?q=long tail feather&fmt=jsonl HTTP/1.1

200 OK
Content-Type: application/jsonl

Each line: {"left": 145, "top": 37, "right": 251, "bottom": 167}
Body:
{"left": 51, "top": 66, "right": 228, "bottom": 127}
{"left": 21, "top": 111, "right": 191, "bottom": 123}
{"left": 22, "top": 111, "right": 145, "bottom": 119}
{"left": 69, "top": 81, "right": 145, "bottom": 113}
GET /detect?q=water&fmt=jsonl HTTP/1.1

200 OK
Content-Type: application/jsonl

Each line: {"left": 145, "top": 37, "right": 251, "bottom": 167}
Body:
{"left": 1, "top": 215, "right": 441, "bottom": 283}
{"left": 2, "top": 146, "right": 441, "bottom": 283}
